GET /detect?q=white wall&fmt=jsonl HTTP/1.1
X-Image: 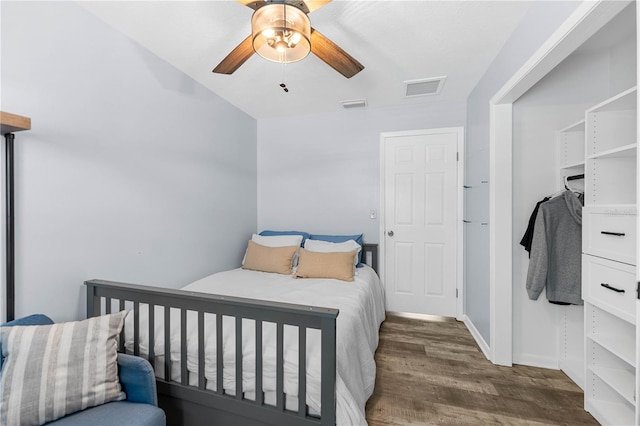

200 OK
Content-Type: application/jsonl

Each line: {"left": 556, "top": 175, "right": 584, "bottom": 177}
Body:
{"left": 257, "top": 100, "right": 466, "bottom": 244}
{"left": 465, "top": 1, "right": 581, "bottom": 344}
{"left": 512, "top": 6, "right": 637, "bottom": 367}
{"left": 1, "top": 2, "right": 257, "bottom": 322}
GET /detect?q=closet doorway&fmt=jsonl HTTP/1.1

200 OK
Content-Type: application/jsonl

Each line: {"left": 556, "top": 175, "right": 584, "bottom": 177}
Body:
{"left": 380, "top": 127, "right": 464, "bottom": 319}
{"left": 488, "top": 0, "right": 634, "bottom": 367}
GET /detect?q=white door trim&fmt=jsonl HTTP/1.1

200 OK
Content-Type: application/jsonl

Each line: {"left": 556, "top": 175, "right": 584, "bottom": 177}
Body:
{"left": 380, "top": 127, "right": 465, "bottom": 320}
{"left": 488, "top": 0, "right": 631, "bottom": 366}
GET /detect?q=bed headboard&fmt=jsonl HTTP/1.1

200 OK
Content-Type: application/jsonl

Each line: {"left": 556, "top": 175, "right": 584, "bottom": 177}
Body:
{"left": 362, "top": 244, "right": 378, "bottom": 273}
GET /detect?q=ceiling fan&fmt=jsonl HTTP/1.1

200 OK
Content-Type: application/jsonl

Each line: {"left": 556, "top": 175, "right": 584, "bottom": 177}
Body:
{"left": 212, "top": 0, "right": 364, "bottom": 78}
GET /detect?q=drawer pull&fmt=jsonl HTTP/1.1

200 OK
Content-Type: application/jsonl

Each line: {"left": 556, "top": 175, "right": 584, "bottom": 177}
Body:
{"left": 600, "top": 231, "right": 626, "bottom": 237}
{"left": 601, "top": 283, "right": 625, "bottom": 293}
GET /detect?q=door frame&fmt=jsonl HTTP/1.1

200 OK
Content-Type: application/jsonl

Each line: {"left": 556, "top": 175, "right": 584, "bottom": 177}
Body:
{"left": 379, "top": 127, "right": 465, "bottom": 321}
{"left": 489, "top": 0, "right": 631, "bottom": 366}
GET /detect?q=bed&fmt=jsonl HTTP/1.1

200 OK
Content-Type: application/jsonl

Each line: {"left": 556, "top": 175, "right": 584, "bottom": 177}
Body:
{"left": 85, "top": 236, "right": 384, "bottom": 426}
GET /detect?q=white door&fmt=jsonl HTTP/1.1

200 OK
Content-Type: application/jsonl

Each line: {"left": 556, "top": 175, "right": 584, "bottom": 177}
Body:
{"left": 382, "top": 128, "right": 460, "bottom": 317}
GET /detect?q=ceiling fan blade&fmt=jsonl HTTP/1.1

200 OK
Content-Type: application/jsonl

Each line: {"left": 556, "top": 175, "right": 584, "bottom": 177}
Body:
{"left": 303, "top": 0, "right": 332, "bottom": 13}
{"left": 236, "top": 0, "right": 266, "bottom": 10}
{"left": 212, "top": 35, "right": 255, "bottom": 75}
{"left": 310, "top": 29, "right": 364, "bottom": 78}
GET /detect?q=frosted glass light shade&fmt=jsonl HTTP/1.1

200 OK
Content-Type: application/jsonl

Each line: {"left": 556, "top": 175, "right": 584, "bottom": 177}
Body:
{"left": 252, "top": 3, "right": 311, "bottom": 64}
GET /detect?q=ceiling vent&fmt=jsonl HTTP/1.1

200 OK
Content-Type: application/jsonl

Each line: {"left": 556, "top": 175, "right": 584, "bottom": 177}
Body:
{"left": 404, "top": 76, "right": 447, "bottom": 97}
{"left": 340, "top": 99, "right": 367, "bottom": 109}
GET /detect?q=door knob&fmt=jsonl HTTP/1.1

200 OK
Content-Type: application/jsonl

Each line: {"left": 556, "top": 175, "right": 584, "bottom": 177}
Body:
{"left": 387, "top": 230, "right": 394, "bottom": 237}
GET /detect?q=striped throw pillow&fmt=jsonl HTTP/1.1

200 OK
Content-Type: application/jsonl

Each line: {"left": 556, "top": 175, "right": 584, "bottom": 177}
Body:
{"left": 0, "top": 311, "right": 128, "bottom": 426}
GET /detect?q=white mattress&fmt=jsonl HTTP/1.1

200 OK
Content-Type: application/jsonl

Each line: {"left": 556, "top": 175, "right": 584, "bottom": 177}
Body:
{"left": 123, "top": 265, "right": 385, "bottom": 426}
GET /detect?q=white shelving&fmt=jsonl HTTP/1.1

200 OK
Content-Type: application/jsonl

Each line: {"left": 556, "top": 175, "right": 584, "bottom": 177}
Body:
{"left": 585, "top": 87, "right": 637, "bottom": 207}
{"left": 555, "top": 121, "right": 587, "bottom": 389}
{"left": 585, "top": 384, "right": 635, "bottom": 426}
{"left": 588, "top": 143, "right": 637, "bottom": 160}
{"left": 559, "top": 119, "right": 586, "bottom": 168}
{"left": 590, "top": 365, "right": 635, "bottom": 405}
{"left": 582, "top": 86, "right": 638, "bottom": 426}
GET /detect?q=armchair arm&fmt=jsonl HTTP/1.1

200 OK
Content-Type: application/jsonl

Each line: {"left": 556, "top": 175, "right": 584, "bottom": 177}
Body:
{"left": 117, "top": 353, "right": 158, "bottom": 406}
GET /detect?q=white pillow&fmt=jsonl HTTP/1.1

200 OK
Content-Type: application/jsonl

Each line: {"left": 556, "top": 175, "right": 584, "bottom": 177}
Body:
{"left": 242, "top": 234, "right": 304, "bottom": 267}
{"left": 304, "top": 239, "right": 362, "bottom": 267}
{"left": 251, "top": 233, "right": 303, "bottom": 248}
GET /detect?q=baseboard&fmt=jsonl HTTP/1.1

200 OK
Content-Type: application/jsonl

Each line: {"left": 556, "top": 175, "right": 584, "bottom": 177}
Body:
{"left": 386, "top": 311, "right": 451, "bottom": 322}
{"left": 513, "top": 353, "right": 559, "bottom": 370}
{"left": 462, "top": 315, "right": 491, "bottom": 361}
{"left": 559, "top": 358, "right": 584, "bottom": 390}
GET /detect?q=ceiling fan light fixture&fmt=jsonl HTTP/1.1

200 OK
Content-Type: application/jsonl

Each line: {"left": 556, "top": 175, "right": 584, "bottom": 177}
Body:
{"left": 252, "top": 3, "right": 311, "bottom": 64}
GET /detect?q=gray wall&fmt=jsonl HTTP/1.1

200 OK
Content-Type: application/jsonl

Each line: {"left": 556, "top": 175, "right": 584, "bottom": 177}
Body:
{"left": 464, "top": 1, "right": 581, "bottom": 343}
{"left": 257, "top": 100, "right": 466, "bottom": 243}
{"left": 1, "top": 1, "right": 257, "bottom": 322}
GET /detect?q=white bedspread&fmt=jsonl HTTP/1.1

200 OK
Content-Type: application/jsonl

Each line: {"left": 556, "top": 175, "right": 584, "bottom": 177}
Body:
{"left": 124, "top": 265, "right": 385, "bottom": 426}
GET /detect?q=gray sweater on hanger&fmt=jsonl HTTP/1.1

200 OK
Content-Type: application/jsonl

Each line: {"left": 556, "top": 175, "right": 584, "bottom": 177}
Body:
{"left": 526, "top": 190, "right": 583, "bottom": 305}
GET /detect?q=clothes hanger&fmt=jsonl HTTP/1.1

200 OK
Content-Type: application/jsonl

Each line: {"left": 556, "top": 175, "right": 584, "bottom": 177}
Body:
{"left": 565, "top": 174, "right": 584, "bottom": 194}
{"left": 547, "top": 174, "right": 584, "bottom": 199}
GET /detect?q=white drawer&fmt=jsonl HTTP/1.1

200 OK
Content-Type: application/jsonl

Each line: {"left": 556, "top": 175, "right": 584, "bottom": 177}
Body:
{"left": 583, "top": 206, "right": 636, "bottom": 265}
{"left": 582, "top": 254, "right": 636, "bottom": 324}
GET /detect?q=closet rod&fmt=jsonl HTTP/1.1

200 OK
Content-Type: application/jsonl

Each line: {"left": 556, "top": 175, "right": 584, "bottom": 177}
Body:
{"left": 566, "top": 174, "right": 584, "bottom": 181}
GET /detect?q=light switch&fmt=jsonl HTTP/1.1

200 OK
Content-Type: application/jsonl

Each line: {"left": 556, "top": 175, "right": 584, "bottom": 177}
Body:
{"left": 370, "top": 209, "right": 377, "bottom": 219}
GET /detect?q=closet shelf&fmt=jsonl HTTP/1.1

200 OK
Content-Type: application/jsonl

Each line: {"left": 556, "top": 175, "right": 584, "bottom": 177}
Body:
{"left": 559, "top": 119, "right": 586, "bottom": 133}
{"left": 587, "top": 399, "right": 634, "bottom": 426}
{"left": 588, "top": 143, "right": 637, "bottom": 160}
{"left": 588, "top": 333, "right": 635, "bottom": 366}
{"left": 582, "top": 204, "right": 637, "bottom": 214}
{"left": 589, "top": 365, "right": 636, "bottom": 405}
{"left": 587, "top": 86, "right": 637, "bottom": 113}
{"left": 560, "top": 161, "right": 585, "bottom": 170}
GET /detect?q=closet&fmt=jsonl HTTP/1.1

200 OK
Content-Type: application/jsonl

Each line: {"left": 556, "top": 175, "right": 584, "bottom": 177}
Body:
{"left": 512, "top": 3, "right": 637, "bottom": 423}
{"left": 558, "top": 83, "right": 638, "bottom": 424}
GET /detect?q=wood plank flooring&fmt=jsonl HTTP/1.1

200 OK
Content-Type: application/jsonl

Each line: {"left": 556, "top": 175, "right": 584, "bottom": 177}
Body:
{"left": 365, "top": 314, "right": 597, "bottom": 425}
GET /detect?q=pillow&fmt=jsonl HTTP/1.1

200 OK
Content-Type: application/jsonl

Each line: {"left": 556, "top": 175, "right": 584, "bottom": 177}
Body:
{"left": 252, "top": 233, "right": 304, "bottom": 248}
{"left": 0, "top": 314, "right": 55, "bottom": 371}
{"left": 294, "top": 248, "right": 358, "bottom": 282}
{"left": 245, "top": 233, "right": 304, "bottom": 267}
{"left": 242, "top": 240, "right": 299, "bottom": 274}
{"left": 0, "top": 311, "right": 128, "bottom": 426}
{"left": 259, "top": 230, "right": 310, "bottom": 245}
{"left": 304, "top": 239, "right": 362, "bottom": 267}
{"left": 309, "top": 233, "right": 364, "bottom": 266}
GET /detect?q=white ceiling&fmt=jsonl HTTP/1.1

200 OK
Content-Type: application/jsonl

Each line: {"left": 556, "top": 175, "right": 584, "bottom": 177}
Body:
{"left": 80, "top": 1, "right": 532, "bottom": 119}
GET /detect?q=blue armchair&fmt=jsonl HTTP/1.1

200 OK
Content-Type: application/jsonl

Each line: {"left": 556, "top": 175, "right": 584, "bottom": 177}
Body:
{"left": 1, "top": 314, "right": 165, "bottom": 426}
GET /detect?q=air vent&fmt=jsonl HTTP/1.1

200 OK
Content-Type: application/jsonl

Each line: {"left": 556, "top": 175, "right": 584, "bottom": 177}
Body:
{"left": 404, "top": 76, "right": 446, "bottom": 97}
{"left": 340, "top": 99, "right": 367, "bottom": 109}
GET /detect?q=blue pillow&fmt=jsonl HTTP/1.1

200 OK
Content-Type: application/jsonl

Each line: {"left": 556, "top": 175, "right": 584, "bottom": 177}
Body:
{"left": 309, "top": 233, "right": 364, "bottom": 266}
{"left": 259, "top": 230, "right": 310, "bottom": 246}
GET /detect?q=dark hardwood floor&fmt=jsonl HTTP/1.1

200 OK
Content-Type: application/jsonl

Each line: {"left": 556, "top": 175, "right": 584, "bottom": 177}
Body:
{"left": 365, "top": 314, "right": 597, "bottom": 425}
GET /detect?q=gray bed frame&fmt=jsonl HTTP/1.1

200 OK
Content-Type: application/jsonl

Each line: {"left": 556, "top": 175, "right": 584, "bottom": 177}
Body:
{"left": 85, "top": 244, "right": 378, "bottom": 426}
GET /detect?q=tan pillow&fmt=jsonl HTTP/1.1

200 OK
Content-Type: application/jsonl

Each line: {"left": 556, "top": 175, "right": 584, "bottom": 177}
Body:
{"left": 242, "top": 240, "right": 298, "bottom": 274}
{"left": 294, "top": 248, "right": 357, "bottom": 282}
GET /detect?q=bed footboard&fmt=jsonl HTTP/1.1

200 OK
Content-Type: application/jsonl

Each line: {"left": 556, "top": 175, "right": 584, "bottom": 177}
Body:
{"left": 85, "top": 279, "right": 338, "bottom": 426}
